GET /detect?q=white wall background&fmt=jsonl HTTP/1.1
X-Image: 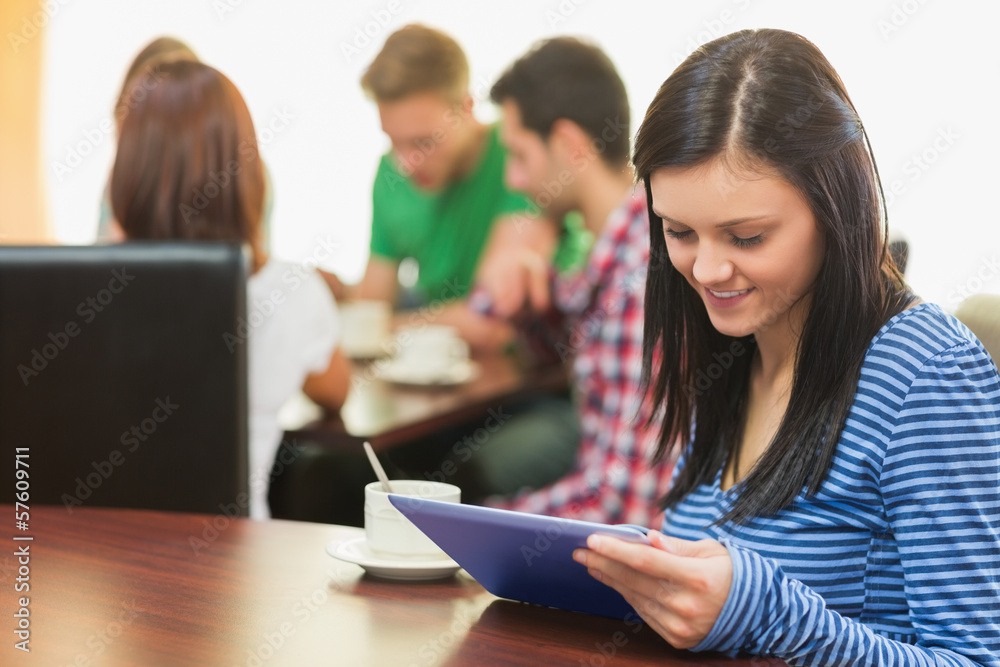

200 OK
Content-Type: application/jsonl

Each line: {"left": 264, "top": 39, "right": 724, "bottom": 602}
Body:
{"left": 42, "top": 0, "right": 1000, "bottom": 309}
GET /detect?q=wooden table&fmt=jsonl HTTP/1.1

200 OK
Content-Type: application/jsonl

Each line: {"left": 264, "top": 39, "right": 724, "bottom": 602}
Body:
{"left": 283, "top": 353, "right": 568, "bottom": 452}
{"left": 1, "top": 506, "right": 782, "bottom": 666}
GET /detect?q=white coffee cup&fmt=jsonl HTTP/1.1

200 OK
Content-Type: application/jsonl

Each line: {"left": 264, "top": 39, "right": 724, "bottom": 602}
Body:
{"left": 340, "top": 300, "right": 391, "bottom": 358}
{"left": 393, "top": 325, "right": 469, "bottom": 374}
{"left": 364, "top": 480, "right": 461, "bottom": 559}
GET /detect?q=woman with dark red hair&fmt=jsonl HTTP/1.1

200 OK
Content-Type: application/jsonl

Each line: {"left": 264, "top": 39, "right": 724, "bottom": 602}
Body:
{"left": 111, "top": 60, "right": 350, "bottom": 519}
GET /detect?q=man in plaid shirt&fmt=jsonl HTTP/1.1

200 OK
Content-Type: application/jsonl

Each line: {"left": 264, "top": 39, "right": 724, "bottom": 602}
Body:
{"left": 468, "top": 38, "right": 674, "bottom": 528}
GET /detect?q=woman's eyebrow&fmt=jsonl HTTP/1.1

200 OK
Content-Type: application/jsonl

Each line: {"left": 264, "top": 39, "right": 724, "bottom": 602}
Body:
{"left": 655, "top": 211, "right": 771, "bottom": 229}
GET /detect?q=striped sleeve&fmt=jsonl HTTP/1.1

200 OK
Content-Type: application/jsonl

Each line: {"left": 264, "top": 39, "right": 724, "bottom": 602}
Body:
{"left": 695, "top": 342, "right": 1000, "bottom": 666}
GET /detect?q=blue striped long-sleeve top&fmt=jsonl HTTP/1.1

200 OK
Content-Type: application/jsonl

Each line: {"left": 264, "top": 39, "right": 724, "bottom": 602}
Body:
{"left": 662, "top": 303, "right": 1000, "bottom": 666}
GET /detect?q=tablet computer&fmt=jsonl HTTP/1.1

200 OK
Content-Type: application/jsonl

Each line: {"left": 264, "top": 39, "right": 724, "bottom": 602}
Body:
{"left": 388, "top": 495, "right": 649, "bottom": 620}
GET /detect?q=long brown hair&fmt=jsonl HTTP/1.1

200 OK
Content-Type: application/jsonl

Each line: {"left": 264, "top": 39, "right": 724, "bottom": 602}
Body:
{"left": 634, "top": 29, "right": 912, "bottom": 524}
{"left": 111, "top": 60, "right": 265, "bottom": 271}
{"left": 114, "top": 37, "right": 198, "bottom": 129}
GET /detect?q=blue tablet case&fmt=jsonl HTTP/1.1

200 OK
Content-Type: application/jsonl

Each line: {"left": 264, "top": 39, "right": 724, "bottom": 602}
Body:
{"left": 388, "top": 495, "right": 649, "bottom": 620}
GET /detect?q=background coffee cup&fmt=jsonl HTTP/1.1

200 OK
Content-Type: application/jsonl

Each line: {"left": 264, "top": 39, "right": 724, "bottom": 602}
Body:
{"left": 339, "top": 300, "right": 391, "bottom": 358}
{"left": 393, "top": 325, "right": 469, "bottom": 374}
{"left": 364, "top": 480, "right": 460, "bottom": 559}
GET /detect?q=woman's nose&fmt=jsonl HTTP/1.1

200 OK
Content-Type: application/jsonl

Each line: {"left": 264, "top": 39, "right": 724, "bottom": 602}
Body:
{"left": 691, "top": 242, "right": 735, "bottom": 286}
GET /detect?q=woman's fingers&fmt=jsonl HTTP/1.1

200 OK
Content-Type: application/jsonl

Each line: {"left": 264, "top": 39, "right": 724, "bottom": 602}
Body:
{"left": 576, "top": 553, "right": 710, "bottom": 649}
{"left": 576, "top": 544, "right": 674, "bottom": 599}
{"left": 649, "top": 531, "right": 728, "bottom": 558}
{"left": 585, "top": 533, "right": 688, "bottom": 582}
{"left": 574, "top": 539, "right": 687, "bottom": 624}
{"left": 573, "top": 534, "right": 734, "bottom": 650}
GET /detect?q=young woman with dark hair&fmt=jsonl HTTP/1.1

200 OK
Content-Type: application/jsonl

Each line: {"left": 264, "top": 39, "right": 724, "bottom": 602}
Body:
{"left": 573, "top": 29, "right": 1000, "bottom": 664}
{"left": 111, "top": 60, "right": 351, "bottom": 519}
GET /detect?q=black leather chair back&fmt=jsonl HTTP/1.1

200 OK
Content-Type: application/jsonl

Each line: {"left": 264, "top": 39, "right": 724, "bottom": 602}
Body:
{"left": 0, "top": 243, "right": 249, "bottom": 515}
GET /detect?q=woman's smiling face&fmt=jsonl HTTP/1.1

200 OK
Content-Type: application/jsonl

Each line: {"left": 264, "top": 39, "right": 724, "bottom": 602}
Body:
{"left": 649, "top": 158, "right": 826, "bottom": 340}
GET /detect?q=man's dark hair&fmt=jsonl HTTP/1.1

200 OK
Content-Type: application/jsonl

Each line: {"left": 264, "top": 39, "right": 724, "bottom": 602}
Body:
{"left": 490, "top": 37, "right": 630, "bottom": 166}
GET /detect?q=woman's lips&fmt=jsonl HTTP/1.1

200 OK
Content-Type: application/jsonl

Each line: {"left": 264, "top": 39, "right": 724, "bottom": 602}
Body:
{"left": 704, "top": 286, "right": 754, "bottom": 308}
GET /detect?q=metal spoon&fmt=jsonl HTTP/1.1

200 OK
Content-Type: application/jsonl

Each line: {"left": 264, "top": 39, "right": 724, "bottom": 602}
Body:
{"left": 363, "top": 441, "right": 393, "bottom": 493}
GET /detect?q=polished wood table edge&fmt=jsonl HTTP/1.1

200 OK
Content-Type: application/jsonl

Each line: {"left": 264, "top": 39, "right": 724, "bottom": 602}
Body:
{"left": 285, "top": 358, "right": 571, "bottom": 452}
{"left": 2, "top": 505, "right": 781, "bottom": 665}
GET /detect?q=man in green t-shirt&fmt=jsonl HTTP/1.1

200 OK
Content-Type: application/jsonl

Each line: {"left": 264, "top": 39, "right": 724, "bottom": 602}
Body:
{"left": 327, "top": 24, "right": 563, "bottom": 350}
{"left": 368, "top": 123, "right": 529, "bottom": 308}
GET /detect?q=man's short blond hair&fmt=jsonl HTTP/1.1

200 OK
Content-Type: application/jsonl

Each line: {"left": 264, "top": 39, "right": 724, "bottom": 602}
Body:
{"left": 361, "top": 24, "right": 469, "bottom": 103}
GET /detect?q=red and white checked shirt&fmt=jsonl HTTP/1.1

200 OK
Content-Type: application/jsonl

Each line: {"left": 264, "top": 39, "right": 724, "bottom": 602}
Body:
{"left": 476, "top": 188, "right": 674, "bottom": 528}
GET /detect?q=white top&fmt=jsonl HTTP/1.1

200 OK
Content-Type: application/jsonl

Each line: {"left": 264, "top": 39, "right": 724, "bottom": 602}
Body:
{"left": 246, "top": 260, "right": 339, "bottom": 519}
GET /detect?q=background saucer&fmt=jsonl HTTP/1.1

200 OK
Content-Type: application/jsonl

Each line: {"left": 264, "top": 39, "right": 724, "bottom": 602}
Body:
{"left": 342, "top": 336, "right": 392, "bottom": 360}
{"left": 377, "top": 359, "right": 479, "bottom": 386}
{"left": 326, "top": 536, "right": 461, "bottom": 581}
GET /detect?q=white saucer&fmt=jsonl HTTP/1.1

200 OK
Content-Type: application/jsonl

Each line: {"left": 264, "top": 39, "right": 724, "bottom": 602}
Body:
{"left": 342, "top": 337, "right": 392, "bottom": 360}
{"left": 326, "top": 536, "right": 461, "bottom": 581}
{"left": 377, "top": 359, "right": 479, "bottom": 386}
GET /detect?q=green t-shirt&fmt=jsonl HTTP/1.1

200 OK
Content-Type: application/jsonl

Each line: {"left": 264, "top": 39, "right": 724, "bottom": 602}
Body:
{"left": 370, "top": 124, "right": 531, "bottom": 304}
